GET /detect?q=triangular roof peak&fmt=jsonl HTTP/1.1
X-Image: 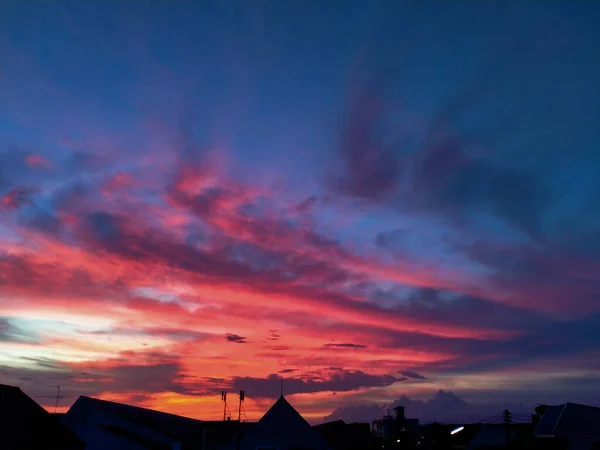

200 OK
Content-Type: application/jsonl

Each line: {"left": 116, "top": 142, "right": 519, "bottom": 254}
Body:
{"left": 238, "top": 396, "right": 330, "bottom": 450}
{"left": 259, "top": 395, "right": 309, "bottom": 425}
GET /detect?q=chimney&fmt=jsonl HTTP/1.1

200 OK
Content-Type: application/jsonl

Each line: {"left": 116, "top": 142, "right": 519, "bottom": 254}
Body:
{"left": 394, "top": 406, "right": 405, "bottom": 422}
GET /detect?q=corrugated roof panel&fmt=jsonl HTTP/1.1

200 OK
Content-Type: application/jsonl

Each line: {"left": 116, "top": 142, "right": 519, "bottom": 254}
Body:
{"left": 553, "top": 403, "right": 600, "bottom": 435}
{"left": 535, "top": 405, "right": 564, "bottom": 436}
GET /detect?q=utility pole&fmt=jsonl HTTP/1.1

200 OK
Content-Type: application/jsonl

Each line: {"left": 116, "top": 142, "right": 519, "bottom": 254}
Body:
{"left": 503, "top": 409, "right": 512, "bottom": 448}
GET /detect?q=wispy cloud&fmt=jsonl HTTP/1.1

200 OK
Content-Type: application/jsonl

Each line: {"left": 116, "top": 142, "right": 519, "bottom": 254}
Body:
{"left": 226, "top": 334, "right": 248, "bottom": 344}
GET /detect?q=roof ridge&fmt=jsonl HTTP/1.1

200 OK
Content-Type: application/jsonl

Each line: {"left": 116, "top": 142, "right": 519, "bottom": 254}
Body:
{"left": 77, "top": 396, "right": 203, "bottom": 422}
{"left": 260, "top": 396, "right": 311, "bottom": 425}
{"left": 551, "top": 403, "right": 568, "bottom": 435}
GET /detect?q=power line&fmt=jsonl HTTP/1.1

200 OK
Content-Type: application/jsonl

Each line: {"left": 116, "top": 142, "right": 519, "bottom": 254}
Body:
{"left": 478, "top": 414, "right": 503, "bottom": 424}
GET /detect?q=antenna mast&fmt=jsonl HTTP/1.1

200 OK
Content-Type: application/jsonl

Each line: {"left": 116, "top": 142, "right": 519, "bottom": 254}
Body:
{"left": 54, "top": 386, "right": 61, "bottom": 413}
{"left": 36, "top": 386, "right": 70, "bottom": 413}
{"left": 221, "top": 391, "right": 233, "bottom": 421}
{"left": 238, "top": 390, "right": 246, "bottom": 422}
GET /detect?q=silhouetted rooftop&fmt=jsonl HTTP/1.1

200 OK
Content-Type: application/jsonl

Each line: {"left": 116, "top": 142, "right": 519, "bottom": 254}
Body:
{"left": 536, "top": 402, "right": 600, "bottom": 437}
{"left": 0, "top": 384, "right": 85, "bottom": 450}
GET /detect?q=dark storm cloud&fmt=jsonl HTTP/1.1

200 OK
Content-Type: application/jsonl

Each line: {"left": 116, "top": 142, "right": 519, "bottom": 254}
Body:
{"left": 0, "top": 351, "right": 218, "bottom": 400}
{"left": 328, "top": 75, "right": 553, "bottom": 241}
{"left": 68, "top": 151, "right": 109, "bottom": 172}
{"left": 323, "top": 343, "right": 367, "bottom": 349}
{"left": 320, "top": 286, "right": 600, "bottom": 376}
{"left": 457, "top": 241, "right": 600, "bottom": 313}
{"left": 230, "top": 370, "right": 403, "bottom": 399}
{"left": 0, "top": 148, "right": 50, "bottom": 191}
{"left": 50, "top": 180, "right": 94, "bottom": 212}
{"left": 19, "top": 356, "right": 64, "bottom": 370}
{"left": 411, "top": 140, "right": 551, "bottom": 239}
{"left": 76, "top": 208, "right": 356, "bottom": 290}
{"left": 2, "top": 360, "right": 403, "bottom": 404}
{"left": 226, "top": 333, "right": 247, "bottom": 344}
{"left": 399, "top": 370, "right": 426, "bottom": 380}
{"left": 18, "top": 208, "right": 62, "bottom": 237}
{"left": 0, "top": 253, "right": 125, "bottom": 301}
{"left": 330, "top": 79, "right": 401, "bottom": 202}
{"left": 1, "top": 187, "right": 39, "bottom": 210}
{"left": 78, "top": 211, "right": 266, "bottom": 281}
{"left": 395, "top": 288, "right": 550, "bottom": 333}
{"left": 388, "top": 312, "right": 600, "bottom": 375}
{"left": 267, "top": 329, "right": 280, "bottom": 341}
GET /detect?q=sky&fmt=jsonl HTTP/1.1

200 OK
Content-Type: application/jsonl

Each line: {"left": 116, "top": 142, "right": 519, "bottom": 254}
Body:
{"left": 1, "top": 0, "right": 600, "bottom": 424}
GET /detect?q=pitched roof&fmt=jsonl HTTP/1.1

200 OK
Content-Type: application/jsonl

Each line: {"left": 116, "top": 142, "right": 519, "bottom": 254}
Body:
{"left": 535, "top": 404, "right": 565, "bottom": 436}
{"left": 259, "top": 396, "right": 313, "bottom": 427}
{"left": 76, "top": 395, "right": 202, "bottom": 428}
{"left": 68, "top": 395, "right": 206, "bottom": 442}
{"left": 0, "top": 384, "right": 86, "bottom": 450}
{"left": 536, "top": 403, "right": 600, "bottom": 437}
{"left": 240, "top": 396, "right": 330, "bottom": 450}
{"left": 66, "top": 395, "right": 255, "bottom": 450}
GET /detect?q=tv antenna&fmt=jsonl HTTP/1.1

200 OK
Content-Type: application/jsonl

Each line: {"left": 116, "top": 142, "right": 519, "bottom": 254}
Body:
{"left": 238, "top": 390, "right": 248, "bottom": 422}
{"left": 35, "top": 386, "right": 72, "bottom": 413}
{"left": 221, "top": 390, "right": 232, "bottom": 421}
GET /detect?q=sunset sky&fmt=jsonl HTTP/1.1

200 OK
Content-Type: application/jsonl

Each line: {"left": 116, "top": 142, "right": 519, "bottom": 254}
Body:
{"left": 1, "top": 1, "right": 600, "bottom": 424}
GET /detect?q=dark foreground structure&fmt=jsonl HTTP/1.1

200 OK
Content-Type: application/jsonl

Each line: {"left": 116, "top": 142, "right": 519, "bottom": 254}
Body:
{"left": 532, "top": 403, "right": 600, "bottom": 450}
{"left": 5, "top": 383, "right": 600, "bottom": 450}
{"left": 0, "top": 383, "right": 85, "bottom": 450}
{"left": 61, "top": 393, "right": 333, "bottom": 450}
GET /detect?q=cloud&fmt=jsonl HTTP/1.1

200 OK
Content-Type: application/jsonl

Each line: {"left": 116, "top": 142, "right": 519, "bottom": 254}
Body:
{"left": 0, "top": 351, "right": 219, "bottom": 400}
{"left": 1, "top": 2, "right": 600, "bottom": 421}
{"left": 399, "top": 370, "right": 426, "bottom": 380}
{"left": 231, "top": 370, "right": 403, "bottom": 399}
{"left": 326, "top": 69, "right": 554, "bottom": 244}
{"left": 0, "top": 188, "right": 37, "bottom": 210}
{"left": 0, "top": 318, "right": 39, "bottom": 344}
{"left": 323, "top": 390, "right": 531, "bottom": 424}
{"left": 456, "top": 241, "right": 600, "bottom": 313}
{"left": 79, "top": 327, "right": 215, "bottom": 343}
{"left": 267, "top": 329, "right": 280, "bottom": 341}
{"left": 226, "top": 334, "right": 248, "bottom": 344}
{"left": 323, "top": 343, "right": 367, "bottom": 349}
{"left": 329, "top": 78, "right": 401, "bottom": 202}
{"left": 25, "top": 154, "right": 52, "bottom": 169}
